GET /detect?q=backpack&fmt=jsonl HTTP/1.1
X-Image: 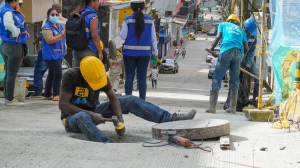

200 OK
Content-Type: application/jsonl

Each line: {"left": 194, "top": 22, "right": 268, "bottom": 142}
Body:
{"left": 66, "top": 11, "right": 96, "bottom": 51}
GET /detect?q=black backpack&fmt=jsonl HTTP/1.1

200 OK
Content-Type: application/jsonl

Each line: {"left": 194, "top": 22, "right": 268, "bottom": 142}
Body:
{"left": 66, "top": 11, "right": 96, "bottom": 51}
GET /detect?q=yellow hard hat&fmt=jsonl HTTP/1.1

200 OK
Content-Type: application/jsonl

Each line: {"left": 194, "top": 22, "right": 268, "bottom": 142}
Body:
{"left": 80, "top": 56, "right": 107, "bottom": 90}
{"left": 100, "top": 40, "right": 103, "bottom": 50}
{"left": 226, "top": 14, "right": 241, "bottom": 27}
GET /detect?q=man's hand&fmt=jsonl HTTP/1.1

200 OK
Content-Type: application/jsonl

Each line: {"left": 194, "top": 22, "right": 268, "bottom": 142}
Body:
{"left": 245, "top": 67, "right": 251, "bottom": 72}
{"left": 115, "top": 126, "right": 125, "bottom": 136}
{"left": 90, "top": 113, "right": 105, "bottom": 125}
{"left": 98, "top": 52, "right": 103, "bottom": 61}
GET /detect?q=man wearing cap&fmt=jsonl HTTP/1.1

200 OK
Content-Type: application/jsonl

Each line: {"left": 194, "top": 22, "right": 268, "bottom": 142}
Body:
{"left": 206, "top": 14, "right": 249, "bottom": 114}
{"left": 59, "top": 56, "right": 197, "bottom": 143}
{"left": 241, "top": 18, "right": 259, "bottom": 107}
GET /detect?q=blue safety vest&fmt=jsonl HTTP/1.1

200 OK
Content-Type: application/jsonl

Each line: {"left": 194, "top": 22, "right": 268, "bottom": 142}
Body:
{"left": 41, "top": 21, "right": 66, "bottom": 60}
{"left": 0, "top": 3, "right": 29, "bottom": 44}
{"left": 81, "top": 6, "right": 100, "bottom": 54}
{"left": 122, "top": 13, "right": 153, "bottom": 57}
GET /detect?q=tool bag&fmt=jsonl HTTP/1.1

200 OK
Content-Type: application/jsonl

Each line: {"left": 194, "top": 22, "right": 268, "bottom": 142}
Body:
{"left": 65, "top": 11, "right": 96, "bottom": 51}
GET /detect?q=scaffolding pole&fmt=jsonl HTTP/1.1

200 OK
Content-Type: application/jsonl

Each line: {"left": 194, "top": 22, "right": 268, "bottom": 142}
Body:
{"left": 258, "top": 0, "right": 265, "bottom": 109}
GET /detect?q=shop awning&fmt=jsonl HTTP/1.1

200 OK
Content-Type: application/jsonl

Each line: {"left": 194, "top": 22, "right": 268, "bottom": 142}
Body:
{"left": 110, "top": 2, "right": 131, "bottom": 9}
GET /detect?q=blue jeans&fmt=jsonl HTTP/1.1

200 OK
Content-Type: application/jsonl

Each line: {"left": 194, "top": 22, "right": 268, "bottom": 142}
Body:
{"left": 65, "top": 95, "right": 173, "bottom": 143}
{"left": 241, "top": 59, "right": 259, "bottom": 84}
{"left": 44, "top": 59, "right": 62, "bottom": 97}
{"left": 212, "top": 48, "right": 242, "bottom": 91}
{"left": 123, "top": 56, "right": 150, "bottom": 100}
{"left": 33, "top": 51, "right": 48, "bottom": 93}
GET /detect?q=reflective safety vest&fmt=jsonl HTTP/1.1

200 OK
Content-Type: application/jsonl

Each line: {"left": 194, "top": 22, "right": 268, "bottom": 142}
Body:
{"left": 41, "top": 21, "right": 66, "bottom": 60}
{"left": 122, "top": 13, "right": 153, "bottom": 57}
{"left": 82, "top": 6, "right": 100, "bottom": 54}
{"left": 0, "top": 3, "right": 29, "bottom": 44}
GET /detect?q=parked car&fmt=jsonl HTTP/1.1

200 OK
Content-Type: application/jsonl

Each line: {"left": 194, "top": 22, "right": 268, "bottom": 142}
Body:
{"left": 206, "top": 46, "right": 220, "bottom": 63}
{"left": 208, "top": 58, "right": 227, "bottom": 80}
{"left": 158, "top": 59, "right": 179, "bottom": 74}
{"left": 18, "top": 55, "right": 70, "bottom": 95}
{"left": 207, "top": 27, "right": 217, "bottom": 36}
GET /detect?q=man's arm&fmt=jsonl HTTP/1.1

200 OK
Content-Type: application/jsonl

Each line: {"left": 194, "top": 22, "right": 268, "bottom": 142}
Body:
{"left": 211, "top": 32, "right": 222, "bottom": 51}
{"left": 59, "top": 91, "right": 104, "bottom": 125}
{"left": 243, "top": 41, "right": 249, "bottom": 59}
{"left": 245, "top": 38, "right": 257, "bottom": 68}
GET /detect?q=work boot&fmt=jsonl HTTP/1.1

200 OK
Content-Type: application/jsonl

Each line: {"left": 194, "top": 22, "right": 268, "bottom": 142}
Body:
{"left": 253, "top": 84, "right": 259, "bottom": 108}
{"left": 206, "top": 90, "right": 219, "bottom": 114}
{"left": 225, "top": 90, "right": 238, "bottom": 114}
{"left": 172, "top": 109, "right": 197, "bottom": 121}
{"left": 30, "top": 92, "right": 42, "bottom": 98}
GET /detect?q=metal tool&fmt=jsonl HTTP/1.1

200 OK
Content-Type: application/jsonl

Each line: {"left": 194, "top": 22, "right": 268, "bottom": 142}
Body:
{"left": 101, "top": 115, "right": 125, "bottom": 130}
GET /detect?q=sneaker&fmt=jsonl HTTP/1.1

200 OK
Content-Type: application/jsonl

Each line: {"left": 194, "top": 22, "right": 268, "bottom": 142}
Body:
{"left": 5, "top": 98, "right": 24, "bottom": 106}
{"left": 53, "top": 96, "right": 60, "bottom": 101}
{"left": 43, "top": 96, "right": 53, "bottom": 100}
{"left": 172, "top": 109, "right": 197, "bottom": 121}
{"left": 30, "top": 92, "right": 42, "bottom": 98}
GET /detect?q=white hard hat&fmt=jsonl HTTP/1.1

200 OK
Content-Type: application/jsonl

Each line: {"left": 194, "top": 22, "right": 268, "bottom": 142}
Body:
{"left": 19, "top": 0, "right": 23, "bottom": 3}
{"left": 130, "top": 0, "right": 144, "bottom": 3}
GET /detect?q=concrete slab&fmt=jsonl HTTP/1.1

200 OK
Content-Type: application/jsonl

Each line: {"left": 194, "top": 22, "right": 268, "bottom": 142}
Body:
{"left": 152, "top": 119, "right": 230, "bottom": 140}
{"left": 245, "top": 109, "right": 274, "bottom": 122}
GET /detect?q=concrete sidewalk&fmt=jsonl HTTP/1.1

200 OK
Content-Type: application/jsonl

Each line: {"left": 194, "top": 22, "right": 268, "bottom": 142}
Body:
{"left": 1, "top": 97, "right": 300, "bottom": 168}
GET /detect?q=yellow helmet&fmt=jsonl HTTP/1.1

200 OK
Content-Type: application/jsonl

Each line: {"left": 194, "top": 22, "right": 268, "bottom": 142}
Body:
{"left": 80, "top": 56, "right": 107, "bottom": 90}
{"left": 100, "top": 40, "right": 104, "bottom": 50}
{"left": 226, "top": 14, "right": 241, "bottom": 27}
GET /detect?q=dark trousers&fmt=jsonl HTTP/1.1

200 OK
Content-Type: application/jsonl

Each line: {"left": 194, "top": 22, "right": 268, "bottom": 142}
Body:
{"left": 44, "top": 59, "right": 62, "bottom": 97}
{"left": 0, "top": 42, "right": 23, "bottom": 101}
{"left": 33, "top": 51, "right": 48, "bottom": 93}
{"left": 123, "top": 55, "right": 150, "bottom": 100}
{"left": 152, "top": 80, "right": 157, "bottom": 87}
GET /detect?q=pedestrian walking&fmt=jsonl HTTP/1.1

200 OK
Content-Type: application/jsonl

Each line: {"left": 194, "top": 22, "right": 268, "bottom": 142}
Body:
{"left": 149, "top": 66, "right": 158, "bottom": 89}
{"left": 109, "top": 53, "right": 123, "bottom": 92}
{"left": 59, "top": 56, "right": 197, "bottom": 143}
{"left": 182, "top": 48, "right": 186, "bottom": 59}
{"left": 206, "top": 14, "right": 249, "bottom": 114}
{"left": 41, "top": 8, "right": 66, "bottom": 101}
{"left": 31, "top": 3, "right": 67, "bottom": 98}
{"left": 174, "top": 47, "right": 179, "bottom": 56}
{"left": 180, "top": 38, "right": 184, "bottom": 46}
{"left": 71, "top": 0, "right": 103, "bottom": 67}
{"left": 0, "top": 0, "right": 29, "bottom": 106}
{"left": 120, "top": 0, "right": 158, "bottom": 100}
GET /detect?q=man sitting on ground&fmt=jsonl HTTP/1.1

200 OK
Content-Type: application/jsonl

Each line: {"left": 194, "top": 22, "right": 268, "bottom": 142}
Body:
{"left": 59, "top": 56, "right": 197, "bottom": 143}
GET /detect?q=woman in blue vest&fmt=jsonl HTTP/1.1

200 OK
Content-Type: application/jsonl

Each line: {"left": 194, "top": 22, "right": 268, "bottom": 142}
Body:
{"left": 41, "top": 8, "right": 66, "bottom": 101}
{"left": 0, "top": 0, "right": 29, "bottom": 106}
{"left": 71, "top": 0, "right": 103, "bottom": 67}
{"left": 120, "top": 0, "right": 158, "bottom": 100}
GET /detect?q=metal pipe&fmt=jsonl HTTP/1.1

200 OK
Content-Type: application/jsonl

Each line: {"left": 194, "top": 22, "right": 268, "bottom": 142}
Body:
{"left": 258, "top": 0, "right": 265, "bottom": 110}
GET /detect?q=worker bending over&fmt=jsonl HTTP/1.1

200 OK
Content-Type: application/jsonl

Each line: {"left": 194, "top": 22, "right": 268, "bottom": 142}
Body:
{"left": 59, "top": 56, "right": 197, "bottom": 143}
{"left": 206, "top": 14, "right": 249, "bottom": 114}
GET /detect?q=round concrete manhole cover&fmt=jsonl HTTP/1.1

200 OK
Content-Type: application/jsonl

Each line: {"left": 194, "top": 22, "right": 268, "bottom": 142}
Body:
{"left": 152, "top": 119, "right": 230, "bottom": 140}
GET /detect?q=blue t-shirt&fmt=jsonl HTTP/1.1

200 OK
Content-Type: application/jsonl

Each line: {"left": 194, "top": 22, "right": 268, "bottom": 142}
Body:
{"left": 218, "top": 22, "right": 247, "bottom": 57}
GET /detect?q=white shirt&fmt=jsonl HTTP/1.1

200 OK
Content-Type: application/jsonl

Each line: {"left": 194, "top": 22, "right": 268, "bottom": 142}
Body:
{"left": 3, "top": 11, "right": 20, "bottom": 37}
{"left": 120, "top": 20, "right": 158, "bottom": 56}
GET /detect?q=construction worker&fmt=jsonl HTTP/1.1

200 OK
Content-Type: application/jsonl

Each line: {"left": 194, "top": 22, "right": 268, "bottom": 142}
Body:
{"left": 206, "top": 14, "right": 249, "bottom": 114}
{"left": 120, "top": 0, "right": 158, "bottom": 100}
{"left": 223, "top": 18, "right": 259, "bottom": 111}
{"left": 0, "top": 0, "right": 29, "bottom": 106}
{"left": 59, "top": 56, "right": 197, "bottom": 143}
{"left": 241, "top": 18, "right": 259, "bottom": 107}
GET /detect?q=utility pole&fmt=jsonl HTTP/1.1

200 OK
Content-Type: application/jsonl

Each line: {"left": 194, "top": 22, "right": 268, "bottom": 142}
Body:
{"left": 241, "top": 0, "right": 249, "bottom": 22}
{"left": 258, "top": 0, "right": 265, "bottom": 110}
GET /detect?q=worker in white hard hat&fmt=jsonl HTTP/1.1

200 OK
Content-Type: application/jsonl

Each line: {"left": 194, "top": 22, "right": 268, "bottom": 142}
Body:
{"left": 120, "top": 0, "right": 158, "bottom": 100}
